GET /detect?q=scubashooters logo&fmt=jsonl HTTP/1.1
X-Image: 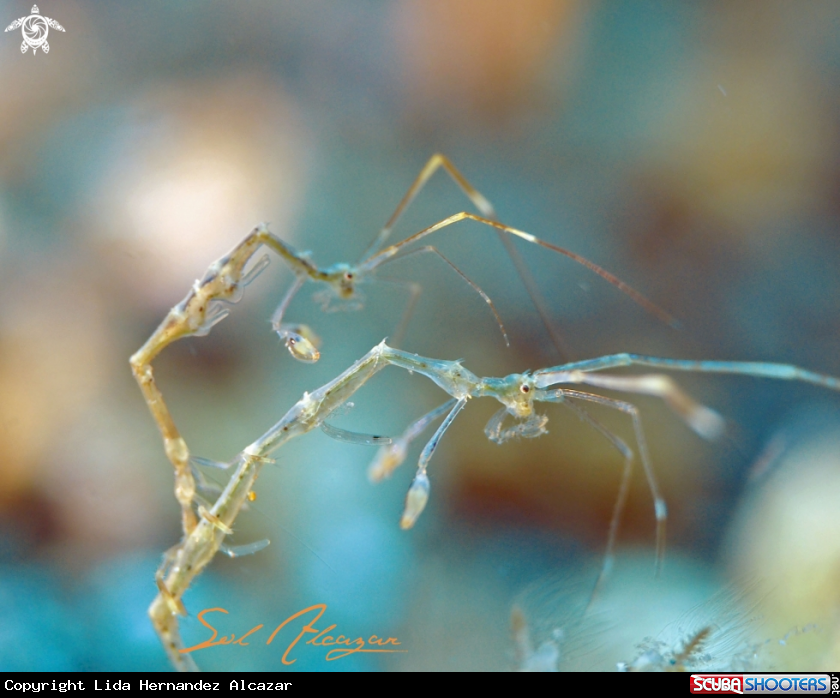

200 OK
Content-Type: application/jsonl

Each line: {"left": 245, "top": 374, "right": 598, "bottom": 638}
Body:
{"left": 690, "top": 675, "right": 831, "bottom": 694}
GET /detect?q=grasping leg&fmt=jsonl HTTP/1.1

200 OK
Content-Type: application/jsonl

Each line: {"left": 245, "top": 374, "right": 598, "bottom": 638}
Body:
{"left": 400, "top": 397, "right": 468, "bottom": 530}
{"left": 368, "top": 399, "right": 458, "bottom": 482}
{"left": 271, "top": 275, "right": 322, "bottom": 362}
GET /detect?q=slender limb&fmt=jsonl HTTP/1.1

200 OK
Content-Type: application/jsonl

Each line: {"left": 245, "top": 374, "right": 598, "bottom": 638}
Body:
{"left": 361, "top": 212, "right": 677, "bottom": 328}
{"left": 271, "top": 276, "right": 325, "bottom": 363}
{"left": 535, "top": 353, "right": 840, "bottom": 391}
{"left": 372, "top": 277, "right": 423, "bottom": 349}
{"left": 369, "top": 399, "right": 457, "bottom": 482}
{"left": 386, "top": 244, "right": 510, "bottom": 347}
{"left": 189, "top": 456, "right": 231, "bottom": 503}
{"left": 540, "top": 387, "right": 667, "bottom": 576}
{"left": 401, "top": 397, "right": 468, "bottom": 529}
{"left": 320, "top": 422, "right": 393, "bottom": 446}
{"left": 398, "top": 399, "right": 460, "bottom": 445}
{"left": 484, "top": 406, "right": 509, "bottom": 444}
{"left": 130, "top": 358, "right": 196, "bottom": 533}
{"left": 359, "top": 153, "right": 568, "bottom": 357}
{"left": 271, "top": 275, "right": 307, "bottom": 331}
{"left": 190, "top": 455, "right": 235, "bottom": 470}
{"left": 220, "top": 539, "right": 271, "bottom": 558}
{"left": 538, "top": 371, "right": 726, "bottom": 441}
{"left": 417, "top": 397, "right": 468, "bottom": 474}
{"left": 534, "top": 355, "right": 840, "bottom": 439}
{"left": 240, "top": 253, "right": 272, "bottom": 287}
{"left": 391, "top": 280, "right": 421, "bottom": 350}
{"left": 361, "top": 153, "right": 497, "bottom": 260}
{"left": 497, "top": 232, "right": 574, "bottom": 360}
{"left": 542, "top": 391, "right": 635, "bottom": 600}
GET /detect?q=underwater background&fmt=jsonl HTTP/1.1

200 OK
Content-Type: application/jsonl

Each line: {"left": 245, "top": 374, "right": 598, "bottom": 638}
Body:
{"left": 2, "top": 0, "right": 840, "bottom": 671}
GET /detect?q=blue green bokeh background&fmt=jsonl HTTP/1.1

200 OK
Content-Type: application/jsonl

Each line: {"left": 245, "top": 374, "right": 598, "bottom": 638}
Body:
{"left": 2, "top": 0, "right": 840, "bottom": 671}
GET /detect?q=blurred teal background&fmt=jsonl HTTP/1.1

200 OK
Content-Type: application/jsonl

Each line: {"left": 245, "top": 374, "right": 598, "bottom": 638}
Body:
{"left": 2, "top": 0, "right": 840, "bottom": 671}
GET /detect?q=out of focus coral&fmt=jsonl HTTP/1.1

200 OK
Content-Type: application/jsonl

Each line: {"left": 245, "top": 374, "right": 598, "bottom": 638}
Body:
{"left": 0, "top": 263, "right": 109, "bottom": 503}
{"left": 725, "top": 414, "right": 840, "bottom": 669}
{"left": 391, "top": 0, "right": 581, "bottom": 126}
{"left": 90, "top": 73, "right": 310, "bottom": 307}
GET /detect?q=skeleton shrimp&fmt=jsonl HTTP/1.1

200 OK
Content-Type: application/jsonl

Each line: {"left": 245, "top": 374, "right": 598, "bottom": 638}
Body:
{"left": 332, "top": 347, "right": 840, "bottom": 598}
{"left": 147, "top": 340, "right": 840, "bottom": 669}
{"left": 130, "top": 154, "right": 674, "bottom": 534}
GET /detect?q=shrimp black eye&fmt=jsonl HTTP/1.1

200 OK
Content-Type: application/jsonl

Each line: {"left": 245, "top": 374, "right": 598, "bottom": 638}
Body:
{"left": 345, "top": 272, "right": 354, "bottom": 280}
{"left": 520, "top": 384, "right": 530, "bottom": 393}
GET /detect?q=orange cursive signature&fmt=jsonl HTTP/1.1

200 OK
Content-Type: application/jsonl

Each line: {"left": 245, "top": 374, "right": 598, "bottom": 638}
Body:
{"left": 181, "top": 605, "right": 405, "bottom": 664}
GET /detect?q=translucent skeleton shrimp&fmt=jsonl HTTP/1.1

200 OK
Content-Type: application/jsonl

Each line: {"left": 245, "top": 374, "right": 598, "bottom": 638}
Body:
{"left": 146, "top": 340, "right": 840, "bottom": 670}
{"left": 130, "top": 154, "right": 674, "bottom": 535}
{"left": 268, "top": 154, "right": 671, "bottom": 364}
{"left": 269, "top": 154, "right": 676, "bottom": 363}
